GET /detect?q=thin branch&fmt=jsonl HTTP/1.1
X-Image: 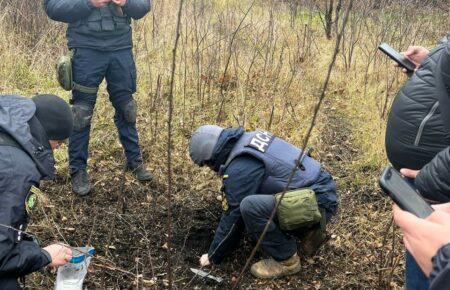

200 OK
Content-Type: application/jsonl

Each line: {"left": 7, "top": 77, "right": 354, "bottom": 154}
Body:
{"left": 216, "top": 0, "right": 256, "bottom": 122}
{"left": 231, "top": 1, "right": 354, "bottom": 288}
{"left": 166, "top": 0, "right": 185, "bottom": 289}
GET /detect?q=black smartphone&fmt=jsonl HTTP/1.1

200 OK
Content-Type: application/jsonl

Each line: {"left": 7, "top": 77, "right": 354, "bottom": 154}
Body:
{"left": 378, "top": 43, "right": 416, "bottom": 72}
{"left": 379, "top": 166, "right": 434, "bottom": 219}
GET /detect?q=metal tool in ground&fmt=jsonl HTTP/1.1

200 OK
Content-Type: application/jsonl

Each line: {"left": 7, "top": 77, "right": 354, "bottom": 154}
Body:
{"left": 190, "top": 268, "right": 224, "bottom": 284}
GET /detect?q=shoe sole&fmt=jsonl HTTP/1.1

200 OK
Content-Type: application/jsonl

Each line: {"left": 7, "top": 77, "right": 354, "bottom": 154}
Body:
{"left": 137, "top": 176, "right": 153, "bottom": 182}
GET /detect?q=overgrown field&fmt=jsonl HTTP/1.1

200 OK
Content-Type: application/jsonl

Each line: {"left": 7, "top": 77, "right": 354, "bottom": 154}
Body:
{"left": 0, "top": 0, "right": 448, "bottom": 289}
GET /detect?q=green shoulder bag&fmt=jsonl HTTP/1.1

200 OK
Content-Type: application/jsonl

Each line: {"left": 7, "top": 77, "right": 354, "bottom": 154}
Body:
{"left": 275, "top": 188, "right": 322, "bottom": 231}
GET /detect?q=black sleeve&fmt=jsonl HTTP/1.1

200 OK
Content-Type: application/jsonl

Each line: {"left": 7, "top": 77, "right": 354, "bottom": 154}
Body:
{"left": 441, "top": 34, "right": 450, "bottom": 92}
{"left": 0, "top": 235, "right": 52, "bottom": 278}
{"left": 430, "top": 244, "right": 450, "bottom": 290}
{"left": 44, "top": 0, "right": 93, "bottom": 23}
{"left": 0, "top": 149, "right": 51, "bottom": 278}
{"left": 123, "top": 0, "right": 151, "bottom": 20}
{"left": 416, "top": 147, "right": 450, "bottom": 202}
{"left": 207, "top": 156, "right": 265, "bottom": 264}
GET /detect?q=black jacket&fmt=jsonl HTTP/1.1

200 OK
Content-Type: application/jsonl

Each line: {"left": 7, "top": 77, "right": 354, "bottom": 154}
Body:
{"left": 430, "top": 244, "right": 450, "bottom": 290}
{"left": 44, "top": 0, "right": 151, "bottom": 51}
{"left": 414, "top": 35, "right": 450, "bottom": 202}
{"left": 0, "top": 95, "right": 55, "bottom": 289}
{"left": 385, "top": 34, "right": 450, "bottom": 202}
{"left": 385, "top": 35, "right": 450, "bottom": 172}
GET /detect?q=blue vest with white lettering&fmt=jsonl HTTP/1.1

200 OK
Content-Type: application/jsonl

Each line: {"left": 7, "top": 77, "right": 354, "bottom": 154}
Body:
{"left": 220, "top": 130, "right": 322, "bottom": 195}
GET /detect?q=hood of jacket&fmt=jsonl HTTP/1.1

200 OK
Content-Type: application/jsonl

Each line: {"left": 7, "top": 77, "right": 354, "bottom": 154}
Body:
{"left": 209, "top": 127, "right": 245, "bottom": 172}
{"left": 0, "top": 95, "right": 55, "bottom": 180}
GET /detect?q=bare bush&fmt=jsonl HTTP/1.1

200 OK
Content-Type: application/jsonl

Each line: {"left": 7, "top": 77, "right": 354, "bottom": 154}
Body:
{"left": 0, "top": 0, "right": 51, "bottom": 44}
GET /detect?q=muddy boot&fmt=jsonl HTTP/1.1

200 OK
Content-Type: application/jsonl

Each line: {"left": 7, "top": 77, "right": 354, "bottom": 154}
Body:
{"left": 250, "top": 253, "right": 301, "bottom": 279}
{"left": 71, "top": 169, "right": 91, "bottom": 196}
{"left": 128, "top": 163, "right": 154, "bottom": 182}
{"left": 300, "top": 227, "right": 327, "bottom": 256}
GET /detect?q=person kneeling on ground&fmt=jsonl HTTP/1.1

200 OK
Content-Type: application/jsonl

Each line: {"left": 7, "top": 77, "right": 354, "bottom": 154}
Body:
{"left": 189, "top": 125, "right": 338, "bottom": 279}
{"left": 0, "top": 94, "right": 74, "bottom": 289}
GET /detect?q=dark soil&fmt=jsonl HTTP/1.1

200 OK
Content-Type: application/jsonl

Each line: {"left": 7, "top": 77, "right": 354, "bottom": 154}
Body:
{"left": 26, "top": 99, "right": 402, "bottom": 290}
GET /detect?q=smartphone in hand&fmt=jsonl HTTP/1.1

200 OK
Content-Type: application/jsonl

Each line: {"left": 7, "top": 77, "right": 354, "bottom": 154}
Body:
{"left": 378, "top": 43, "right": 416, "bottom": 73}
{"left": 379, "top": 166, "right": 433, "bottom": 219}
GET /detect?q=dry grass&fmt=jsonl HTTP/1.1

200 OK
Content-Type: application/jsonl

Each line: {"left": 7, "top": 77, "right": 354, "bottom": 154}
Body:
{"left": 0, "top": 0, "right": 448, "bottom": 288}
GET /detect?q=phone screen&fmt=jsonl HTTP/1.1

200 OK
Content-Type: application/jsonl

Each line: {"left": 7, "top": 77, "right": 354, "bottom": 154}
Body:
{"left": 378, "top": 43, "right": 416, "bottom": 72}
{"left": 380, "top": 167, "right": 433, "bottom": 218}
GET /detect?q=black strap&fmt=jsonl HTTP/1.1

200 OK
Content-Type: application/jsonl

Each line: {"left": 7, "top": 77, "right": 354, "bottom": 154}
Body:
{"left": 73, "top": 82, "right": 99, "bottom": 94}
{"left": 0, "top": 131, "right": 20, "bottom": 149}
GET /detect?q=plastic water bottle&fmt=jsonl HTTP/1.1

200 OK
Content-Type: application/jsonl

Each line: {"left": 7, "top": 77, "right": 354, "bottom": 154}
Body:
{"left": 55, "top": 246, "right": 95, "bottom": 290}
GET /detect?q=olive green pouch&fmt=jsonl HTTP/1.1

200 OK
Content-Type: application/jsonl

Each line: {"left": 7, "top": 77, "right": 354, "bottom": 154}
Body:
{"left": 56, "top": 51, "right": 98, "bottom": 94}
{"left": 275, "top": 188, "right": 322, "bottom": 231}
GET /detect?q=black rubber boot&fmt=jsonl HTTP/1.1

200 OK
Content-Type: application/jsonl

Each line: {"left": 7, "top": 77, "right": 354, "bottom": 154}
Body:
{"left": 128, "top": 163, "right": 154, "bottom": 182}
{"left": 71, "top": 169, "right": 91, "bottom": 196}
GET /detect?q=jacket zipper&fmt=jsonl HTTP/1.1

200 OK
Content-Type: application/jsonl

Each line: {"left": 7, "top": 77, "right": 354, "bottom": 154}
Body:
{"left": 414, "top": 101, "right": 439, "bottom": 146}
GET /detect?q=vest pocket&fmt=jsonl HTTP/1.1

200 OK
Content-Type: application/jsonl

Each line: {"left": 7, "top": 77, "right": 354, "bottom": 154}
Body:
{"left": 414, "top": 101, "right": 439, "bottom": 146}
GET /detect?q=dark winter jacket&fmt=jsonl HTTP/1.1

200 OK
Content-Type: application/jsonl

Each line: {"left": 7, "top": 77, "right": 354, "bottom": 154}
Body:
{"left": 385, "top": 36, "right": 450, "bottom": 172}
{"left": 385, "top": 34, "right": 450, "bottom": 202}
{"left": 430, "top": 244, "right": 450, "bottom": 290}
{"left": 44, "top": 0, "right": 151, "bottom": 51}
{"left": 414, "top": 35, "right": 450, "bottom": 202}
{"left": 207, "top": 128, "right": 338, "bottom": 264}
{"left": 0, "top": 95, "right": 55, "bottom": 289}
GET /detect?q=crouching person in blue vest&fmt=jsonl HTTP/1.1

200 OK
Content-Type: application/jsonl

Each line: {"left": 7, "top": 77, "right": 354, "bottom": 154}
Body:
{"left": 189, "top": 125, "right": 338, "bottom": 279}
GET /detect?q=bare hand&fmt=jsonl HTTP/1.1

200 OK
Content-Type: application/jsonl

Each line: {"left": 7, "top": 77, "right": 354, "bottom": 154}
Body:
{"left": 199, "top": 253, "right": 210, "bottom": 267}
{"left": 111, "top": 0, "right": 127, "bottom": 7}
{"left": 395, "top": 46, "right": 429, "bottom": 73}
{"left": 90, "top": 0, "right": 111, "bottom": 8}
{"left": 43, "top": 244, "right": 73, "bottom": 268}
{"left": 393, "top": 204, "right": 450, "bottom": 276}
{"left": 404, "top": 46, "right": 430, "bottom": 67}
{"left": 400, "top": 168, "right": 419, "bottom": 179}
{"left": 432, "top": 202, "right": 450, "bottom": 213}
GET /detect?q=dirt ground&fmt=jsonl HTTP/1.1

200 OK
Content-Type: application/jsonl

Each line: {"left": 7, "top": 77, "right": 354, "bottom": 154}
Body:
{"left": 24, "top": 96, "right": 403, "bottom": 290}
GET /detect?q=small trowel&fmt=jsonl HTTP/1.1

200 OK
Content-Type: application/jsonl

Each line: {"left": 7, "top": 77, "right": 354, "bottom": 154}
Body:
{"left": 190, "top": 268, "right": 224, "bottom": 284}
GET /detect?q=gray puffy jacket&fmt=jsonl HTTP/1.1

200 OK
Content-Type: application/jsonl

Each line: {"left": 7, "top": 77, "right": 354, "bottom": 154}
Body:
{"left": 386, "top": 36, "right": 450, "bottom": 171}
{"left": 385, "top": 34, "right": 450, "bottom": 202}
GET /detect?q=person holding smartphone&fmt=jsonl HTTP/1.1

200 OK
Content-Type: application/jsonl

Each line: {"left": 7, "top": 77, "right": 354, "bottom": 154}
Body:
{"left": 385, "top": 33, "right": 450, "bottom": 290}
{"left": 394, "top": 203, "right": 450, "bottom": 290}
